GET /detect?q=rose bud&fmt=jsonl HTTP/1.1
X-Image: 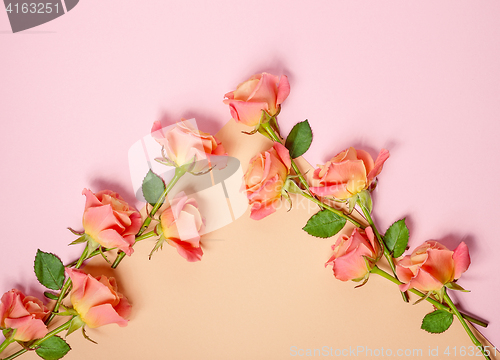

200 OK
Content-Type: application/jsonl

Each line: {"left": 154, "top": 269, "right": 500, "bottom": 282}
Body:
{"left": 151, "top": 119, "right": 226, "bottom": 173}
{"left": 158, "top": 191, "right": 205, "bottom": 262}
{"left": 0, "top": 289, "right": 49, "bottom": 342}
{"left": 65, "top": 268, "right": 131, "bottom": 328}
{"left": 310, "top": 147, "right": 389, "bottom": 200}
{"left": 82, "top": 189, "right": 142, "bottom": 256}
{"left": 325, "top": 227, "right": 381, "bottom": 282}
{"left": 396, "top": 241, "right": 470, "bottom": 295}
{"left": 243, "top": 142, "right": 291, "bottom": 220}
{"left": 223, "top": 73, "right": 290, "bottom": 127}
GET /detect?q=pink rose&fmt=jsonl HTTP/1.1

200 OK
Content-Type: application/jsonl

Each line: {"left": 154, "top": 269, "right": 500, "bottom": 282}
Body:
{"left": 0, "top": 289, "right": 49, "bottom": 342}
{"left": 243, "top": 142, "right": 291, "bottom": 220}
{"left": 223, "top": 73, "right": 290, "bottom": 126}
{"left": 310, "top": 147, "right": 390, "bottom": 200}
{"left": 160, "top": 192, "right": 205, "bottom": 262}
{"left": 65, "top": 268, "right": 131, "bottom": 328}
{"left": 396, "top": 241, "right": 470, "bottom": 293}
{"left": 82, "top": 189, "right": 142, "bottom": 256}
{"left": 325, "top": 227, "right": 381, "bottom": 282}
{"left": 151, "top": 119, "right": 226, "bottom": 173}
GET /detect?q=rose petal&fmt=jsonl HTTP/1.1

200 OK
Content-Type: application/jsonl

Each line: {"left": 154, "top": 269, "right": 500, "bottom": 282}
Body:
{"left": 276, "top": 75, "right": 290, "bottom": 105}
{"left": 84, "top": 304, "right": 129, "bottom": 328}
{"left": 167, "top": 238, "right": 204, "bottom": 262}
{"left": 452, "top": 242, "right": 471, "bottom": 280}
{"left": 366, "top": 149, "right": 390, "bottom": 185}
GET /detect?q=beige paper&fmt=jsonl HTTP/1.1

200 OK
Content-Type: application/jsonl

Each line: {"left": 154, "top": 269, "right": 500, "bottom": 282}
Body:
{"left": 4, "top": 120, "right": 496, "bottom": 360}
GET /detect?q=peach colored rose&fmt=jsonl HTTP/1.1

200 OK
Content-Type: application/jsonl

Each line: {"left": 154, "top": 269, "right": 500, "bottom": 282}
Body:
{"left": 243, "top": 142, "right": 291, "bottom": 220}
{"left": 82, "top": 189, "right": 142, "bottom": 256}
{"left": 223, "top": 73, "right": 290, "bottom": 126}
{"left": 325, "top": 227, "right": 381, "bottom": 281}
{"left": 65, "top": 268, "right": 131, "bottom": 328}
{"left": 396, "top": 241, "right": 470, "bottom": 293}
{"left": 310, "top": 147, "right": 389, "bottom": 200}
{"left": 160, "top": 191, "right": 205, "bottom": 262}
{"left": 151, "top": 119, "right": 226, "bottom": 173}
{"left": 0, "top": 289, "right": 49, "bottom": 342}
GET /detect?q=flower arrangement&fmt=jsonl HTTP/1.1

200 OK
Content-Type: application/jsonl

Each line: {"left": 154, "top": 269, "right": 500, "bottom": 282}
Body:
{"left": 0, "top": 72, "right": 494, "bottom": 360}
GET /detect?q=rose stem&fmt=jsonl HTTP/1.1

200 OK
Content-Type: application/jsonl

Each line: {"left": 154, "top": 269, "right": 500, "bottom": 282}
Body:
{"left": 65, "top": 231, "right": 156, "bottom": 267}
{"left": 300, "top": 192, "right": 362, "bottom": 228}
{"left": 111, "top": 166, "right": 187, "bottom": 269}
{"left": 359, "top": 203, "right": 409, "bottom": 302}
{"left": 1, "top": 318, "right": 74, "bottom": 360}
{"left": 370, "top": 266, "right": 487, "bottom": 327}
{"left": 0, "top": 338, "right": 14, "bottom": 355}
{"left": 443, "top": 290, "right": 491, "bottom": 360}
{"left": 44, "top": 244, "right": 91, "bottom": 325}
{"left": 259, "top": 120, "right": 312, "bottom": 194}
{"left": 259, "top": 120, "right": 362, "bottom": 228}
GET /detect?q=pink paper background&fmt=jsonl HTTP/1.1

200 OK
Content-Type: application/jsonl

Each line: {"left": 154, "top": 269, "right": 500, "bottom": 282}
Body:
{"left": 1, "top": 0, "right": 499, "bottom": 352}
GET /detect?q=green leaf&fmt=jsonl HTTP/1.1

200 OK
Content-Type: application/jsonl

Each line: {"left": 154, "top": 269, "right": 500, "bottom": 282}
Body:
{"left": 142, "top": 170, "right": 166, "bottom": 205}
{"left": 384, "top": 219, "right": 409, "bottom": 258}
{"left": 44, "top": 291, "right": 59, "bottom": 300}
{"left": 35, "top": 336, "right": 71, "bottom": 360}
{"left": 34, "top": 250, "right": 65, "bottom": 290}
{"left": 421, "top": 310, "right": 453, "bottom": 334}
{"left": 285, "top": 120, "right": 313, "bottom": 158}
{"left": 302, "top": 210, "right": 346, "bottom": 238}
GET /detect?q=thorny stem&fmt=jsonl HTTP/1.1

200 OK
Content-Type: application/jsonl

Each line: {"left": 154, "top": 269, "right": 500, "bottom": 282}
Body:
{"left": 359, "top": 203, "right": 409, "bottom": 303}
{"left": 112, "top": 166, "right": 186, "bottom": 268}
{"left": 371, "top": 266, "right": 487, "bottom": 328}
{"left": 443, "top": 290, "right": 491, "bottom": 360}
{"left": 259, "top": 120, "right": 363, "bottom": 228}
{"left": 44, "top": 244, "right": 89, "bottom": 325}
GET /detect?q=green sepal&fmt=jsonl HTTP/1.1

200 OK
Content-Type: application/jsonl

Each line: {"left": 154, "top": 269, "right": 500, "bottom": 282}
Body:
{"left": 434, "top": 287, "right": 445, "bottom": 303}
{"left": 421, "top": 310, "right": 454, "bottom": 334}
{"left": 347, "top": 195, "right": 357, "bottom": 214}
{"left": 282, "top": 177, "right": 303, "bottom": 195}
{"left": 69, "top": 234, "right": 89, "bottom": 246}
{"left": 445, "top": 282, "right": 470, "bottom": 292}
{"left": 256, "top": 125, "right": 272, "bottom": 139}
{"left": 66, "top": 227, "right": 84, "bottom": 236}
{"left": 35, "top": 336, "right": 71, "bottom": 360}
{"left": 413, "top": 291, "right": 432, "bottom": 305}
{"left": 66, "top": 316, "right": 85, "bottom": 337}
{"left": 281, "top": 190, "right": 293, "bottom": 212}
{"left": 268, "top": 114, "right": 280, "bottom": 136}
{"left": 142, "top": 170, "right": 166, "bottom": 205}
{"left": 81, "top": 327, "right": 97, "bottom": 344}
{"left": 302, "top": 210, "right": 347, "bottom": 238}
{"left": 34, "top": 250, "right": 66, "bottom": 290}
{"left": 149, "top": 236, "right": 166, "bottom": 260}
{"left": 357, "top": 190, "right": 372, "bottom": 214}
{"left": 383, "top": 218, "right": 409, "bottom": 258}
{"left": 353, "top": 276, "right": 370, "bottom": 288}
{"left": 2, "top": 328, "right": 16, "bottom": 340}
{"left": 285, "top": 120, "right": 313, "bottom": 159}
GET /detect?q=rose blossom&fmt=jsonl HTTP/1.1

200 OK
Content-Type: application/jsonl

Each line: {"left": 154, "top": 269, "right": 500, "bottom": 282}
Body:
{"left": 160, "top": 191, "right": 205, "bottom": 262}
{"left": 325, "top": 227, "right": 381, "bottom": 281}
{"left": 396, "top": 241, "right": 470, "bottom": 293}
{"left": 0, "top": 289, "right": 49, "bottom": 342}
{"left": 82, "top": 189, "right": 142, "bottom": 256}
{"left": 151, "top": 119, "right": 226, "bottom": 173}
{"left": 65, "top": 268, "right": 131, "bottom": 328}
{"left": 243, "top": 142, "right": 291, "bottom": 220}
{"left": 223, "top": 72, "right": 290, "bottom": 127}
{"left": 310, "top": 147, "right": 390, "bottom": 200}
